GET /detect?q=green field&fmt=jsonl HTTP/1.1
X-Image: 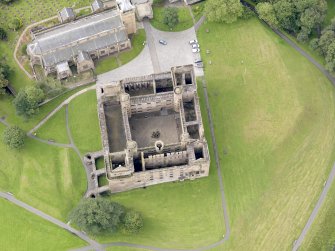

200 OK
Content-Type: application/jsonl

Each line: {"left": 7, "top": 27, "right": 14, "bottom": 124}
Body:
{"left": 300, "top": 177, "right": 335, "bottom": 250}
{"left": 0, "top": 84, "right": 93, "bottom": 131}
{"left": 0, "top": 123, "right": 86, "bottom": 220}
{"left": 197, "top": 17, "right": 335, "bottom": 250}
{"left": 0, "top": 199, "right": 85, "bottom": 251}
{"left": 150, "top": 6, "right": 194, "bottom": 32}
{"left": 324, "top": 0, "right": 335, "bottom": 27}
{"left": 68, "top": 90, "right": 102, "bottom": 154}
{"left": 95, "top": 172, "right": 224, "bottom": 248}
{"left": 36, "top": 107, "right": 69, "bottom": 144}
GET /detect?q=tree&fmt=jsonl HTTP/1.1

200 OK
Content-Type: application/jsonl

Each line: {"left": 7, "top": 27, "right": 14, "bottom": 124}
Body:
{"left": 8, "top": 18, "right": 23, "bottom": 31}
{"left": 256, "top": 2, "right": 278, "bottom": 27}
{"left": 0, "top": 60, "right": 11, "bottom": 95}
{"left": 13, "top": 86, "right": 45, "bottom": 119}
{"left": 0, "top": 27, "right": 7, "bottom": 41}
{"left": 273, "top": 0, "right": 297, "bottom": 32}
{"left": 69, "top": 198, "right": 125, "bottom": 235}
{"left": 0, "top": 0, "right": 16, "bottom": 3}
{"left": 163, "top": 7, "right": 179, "bottom": 29}
{"left": 325, "top": 40, "right": 335, "bottom": 72}
{"left": 309, "top": 38, "right": 319, "bottom": 51}
{"left": 3, "top": 126, "right": 25, "bottom": 149}
{"left": 205, "top": 0, "right": 243, "bottom": 23}
{"left": 122, "top": 210, "right": 143, "bottom": 233}
{"left": 318, "top": 30, "right": 335, "bottom": 56}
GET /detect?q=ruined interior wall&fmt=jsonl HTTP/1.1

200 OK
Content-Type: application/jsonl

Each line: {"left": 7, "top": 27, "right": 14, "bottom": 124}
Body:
{"left": 144, "top": 151, "right": 188, "bottom": 168}
{"left": 108, "top": 161, "right": 209, "bottom": 193}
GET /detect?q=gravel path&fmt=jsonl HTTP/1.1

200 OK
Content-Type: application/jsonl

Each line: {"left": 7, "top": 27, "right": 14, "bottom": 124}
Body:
{"left": 0, "top": 192, "right": 104, "bottom": 251}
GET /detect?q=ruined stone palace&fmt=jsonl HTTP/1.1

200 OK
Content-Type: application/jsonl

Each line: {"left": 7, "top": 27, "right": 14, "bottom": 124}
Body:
{"left": 95, "top": 65, "right": 210, "bottom": 193}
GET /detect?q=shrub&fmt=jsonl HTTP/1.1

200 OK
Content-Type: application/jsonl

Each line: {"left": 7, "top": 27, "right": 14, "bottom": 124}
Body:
{"left": 122, "top": 210, "right": 144, "bottom": 233}
{"left": 0, "top": 27, "right": 7, "bottom": 41}
{"left": 69, "top": 198, "right": 125, "bottom": 235}
{"left": 3, "top": 126, "right": 25, "bottom": 149}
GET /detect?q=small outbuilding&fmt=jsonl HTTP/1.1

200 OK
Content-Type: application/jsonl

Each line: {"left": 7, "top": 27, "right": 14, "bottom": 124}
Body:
{"left": 56, "top": 61, "right": 72, "bottom": 79}
{"left": 77, "top": 51, "right": 95, "bottom": 73}
{"left": 58, "top": 7, "right": 76, "bottom": 23}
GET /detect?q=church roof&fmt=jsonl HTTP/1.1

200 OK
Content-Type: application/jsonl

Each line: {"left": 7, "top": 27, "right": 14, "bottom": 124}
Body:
{"left": 59, "top": 7, "right": 75, "bottom": 22}
{"left": 91, "top": 0, "right": 104, "bottom": 12}
{"left": 28, "top": 10, "right": 128, "bottom": 67}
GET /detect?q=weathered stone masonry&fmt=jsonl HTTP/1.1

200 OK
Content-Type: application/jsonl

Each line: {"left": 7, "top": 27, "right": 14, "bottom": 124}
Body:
{"left": 95, "top": 65, "right": 210, "bottom": 193}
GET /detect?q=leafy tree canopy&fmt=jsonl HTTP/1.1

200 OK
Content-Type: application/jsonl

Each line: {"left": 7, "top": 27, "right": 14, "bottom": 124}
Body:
{"left": 0, "top": 59, "right": 11, "bottom": 95}
{"left": 123, "top": 210, "right": 144, "bottom": 233}
{"left": 163, "top": 7, "right": 179, "bottom": 29}
{"left": 205, "top": 0, "right": 243, "bottom": 23}
{"left": 69, "top": 198, "right": 125, "bottom": 235}
{"left": 0, "top": 27, "right": 7, "bottom": 41}
{"left": 3, "top": 126, "right": 25, "bottom": 149}
{"left": 13, "top": 86, "right": 45, "bottom": 119}
{"left": 256, "top": 2, "right": 278, "bottom": 27}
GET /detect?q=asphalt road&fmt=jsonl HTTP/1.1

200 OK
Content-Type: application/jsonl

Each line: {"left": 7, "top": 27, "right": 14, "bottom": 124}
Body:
{"left": 0, "top": 192, "right": 104, "bottom": 251}
{"left": 292, "top": 162, "right": 335, "bottom": 250}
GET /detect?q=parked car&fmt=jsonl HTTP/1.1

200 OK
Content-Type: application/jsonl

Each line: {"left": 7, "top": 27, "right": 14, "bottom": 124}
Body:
{"left": 192, "top": 48, "right": 200, "bottom": 53}
{"left": 192, "top": 43, "right": 200, "bottom": 48}
{"left": 189, "top": 39, "right": 198, "bottom": 44}
{"left": 159, "top": 39, "right": 167, "bottom": 45}
{"left": 194, "top": 59, "right": 202, "bottom": 63}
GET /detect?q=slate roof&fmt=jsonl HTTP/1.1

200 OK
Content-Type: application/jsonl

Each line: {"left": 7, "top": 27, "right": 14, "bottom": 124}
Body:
{"left": 77, "top": 50, "right": 92, "bottom": 63}
{"left": 117, "top": 0, "right": 135, "bottom": 12}
{"left": 130, "top": 0, "right": 148, "bottom": 5}
{"left": 59, "top": 8, "right": 75, "bottom": 22}
{"left": 28, "top": 10, "right": 128, "bottom": 67}
{"left": 91, "top": 0, "right": 104, "bottom": 12}
{"left": 56, "top": 61, "right": 71, "bottom": 73}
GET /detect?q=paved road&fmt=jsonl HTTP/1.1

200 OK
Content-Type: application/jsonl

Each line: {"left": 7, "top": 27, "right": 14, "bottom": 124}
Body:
{"left": 65, "top": 105, "right": 96, "bottom": 196}
{"left": 0, "top": 192, "right": 104, "bottom": 251}
{"left": 98, "top": 22, "right": 203, "bottom": 86}
{"left": 28, "top": 85, "right": 96, "bottom": 135}
{"left": 292, "top": 162, "right": 335, "bottom": 250}
{"left": 143, "top": 20, "right": 162, "bottom": 73}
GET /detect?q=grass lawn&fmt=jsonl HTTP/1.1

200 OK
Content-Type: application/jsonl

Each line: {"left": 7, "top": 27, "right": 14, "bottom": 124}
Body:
{"left": 98, "top": 175, "right": 108, "bottom": 187}
{"left": 36, "top": 106, "right": 69, "bottom": 144}
{"left": 324, "top": 0, "right": 335, "bottom": 27}
{"left": 119, "top": 29, "right": 146, "bottom": 65}
{"left": 0, "top": 123, "right": 87, "bottom": 220}
{"left": 95, "top": 29, "right": 146, "bottom": 74}
{"left": 105, "top": 248, "right": 149, "bottom": 251}
{"left": 191, "top": 1, "right": 205, "bottom": 23}
{"left": 197, "top": 17, "right": 335, "bottom": 250}
{"left": 95, "top": 157, "right": 105, "bottom": 169}
{"left": 0, "top": 199, "right": 85, "bottom": 251}
{"left": 150, "top": 6, "right": 194, "bottom": 32}
{"left": 95, "top": 56, "right": 119, "bottom": 75}
{"left": 68, "top": 90, "right": 102, "bottom": 154}
{"left": 0, "top": 83, "right": 94, "bottom": 132}
{"left": 95, "top": 174, "right": 224, "bottom": 248}
{"left": 300, "top": 177, "right": 335, "bottom": 251}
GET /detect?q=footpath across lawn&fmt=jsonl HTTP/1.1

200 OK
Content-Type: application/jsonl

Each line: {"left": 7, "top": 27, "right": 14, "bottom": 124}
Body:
{"left": 197, "top": 17, "right": 335, "bottom": 251}
{"left": 0, "top": 199, "right": 85, "bottom": 251}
